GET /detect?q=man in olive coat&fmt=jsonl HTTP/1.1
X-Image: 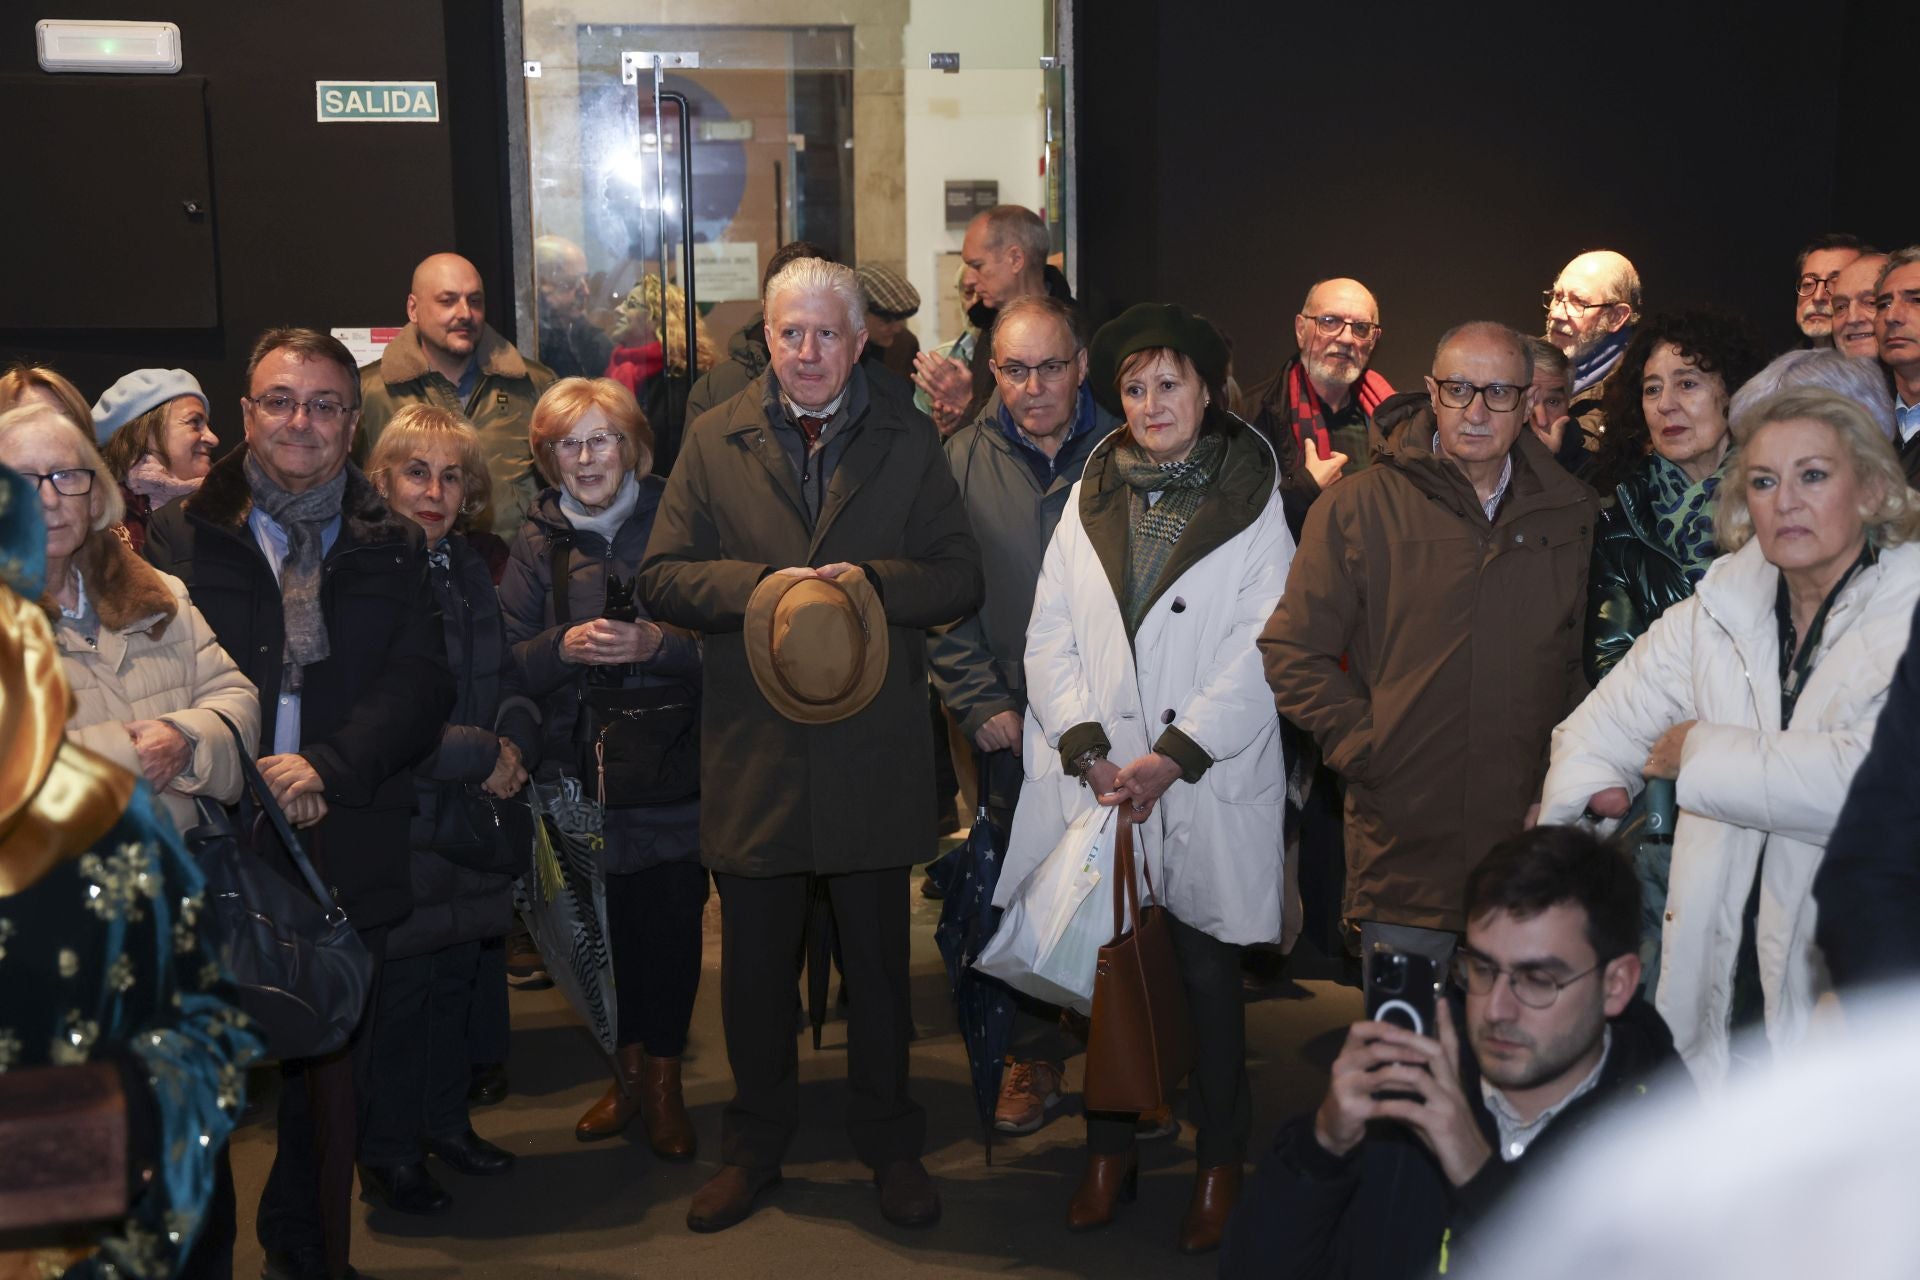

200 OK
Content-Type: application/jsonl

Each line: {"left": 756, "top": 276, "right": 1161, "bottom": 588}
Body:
{"left": 640, "top": 258, "right": 983, "bottom": 1234}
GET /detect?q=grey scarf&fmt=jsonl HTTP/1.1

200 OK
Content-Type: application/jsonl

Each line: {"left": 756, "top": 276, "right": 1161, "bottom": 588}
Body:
{"left": 245, "top": 450, "right": 346, "bottom": 691}
{"left": 559, "top": 471, "right": 641, "bottom": 543}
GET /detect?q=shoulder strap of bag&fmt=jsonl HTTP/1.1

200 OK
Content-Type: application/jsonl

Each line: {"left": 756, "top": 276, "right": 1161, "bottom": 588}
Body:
{"left": 549, "top": 533, "right": 573, "bottom": 627}
{"left": 210, "top": 711, "right": 348, "bottom": 925}
{"left": 1112, "top": 818, "right": 1140, "bottom": 938}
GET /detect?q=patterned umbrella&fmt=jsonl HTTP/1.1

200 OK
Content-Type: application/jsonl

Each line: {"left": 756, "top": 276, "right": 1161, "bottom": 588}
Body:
{"left": 515, "top": 779, "right": 618, "bottom": 1056}
{"left": 934, "top": 784, "right": 1018, "bottom": 1162}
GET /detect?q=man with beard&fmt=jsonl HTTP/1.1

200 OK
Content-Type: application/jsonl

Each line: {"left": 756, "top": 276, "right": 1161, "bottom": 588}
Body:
{"left": 1545, "top": 249, "right": 1640, "bottom": 444}
{"left": 913, "top": 205, "right": 1074, "bottom": 435}
{"left": 1792, "top": 233, "right": 1870, "bottom": 349}
{"left": 1243, "top": 277, "right": 1392, "bottom": 537}
{"left": 534, "top": 234, "right": 614, "bottom": 380}
{"left": 1221, "top": 826, "right": 1679, "bottom": 1280}
{"left": 1831, "top": 249, "right": 1888, "bottom": 360}
{"left": 357, "top": 252, "right": 555, "bottom": 536}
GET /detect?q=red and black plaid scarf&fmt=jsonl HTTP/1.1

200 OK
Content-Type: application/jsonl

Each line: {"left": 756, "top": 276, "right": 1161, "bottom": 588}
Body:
{"left": 1282, "top": 356, "right": 1393, "bottom": 457}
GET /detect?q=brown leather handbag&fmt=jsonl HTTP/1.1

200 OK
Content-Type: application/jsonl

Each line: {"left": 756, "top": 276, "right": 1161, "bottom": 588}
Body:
{"left": 1081, "top": 820, "right": 1194, "bottom": 1114}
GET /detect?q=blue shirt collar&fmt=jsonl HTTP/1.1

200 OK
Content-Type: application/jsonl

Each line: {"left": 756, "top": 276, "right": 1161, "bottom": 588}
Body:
{"left": 996, "top": 382, "right": 1099, "bottom": 462}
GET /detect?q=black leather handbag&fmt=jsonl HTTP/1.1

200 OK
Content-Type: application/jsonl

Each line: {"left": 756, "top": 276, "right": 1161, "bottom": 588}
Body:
{"left": 183, "top": 716, "right": 373, "bottom": 1062}
{"left": 430, "top": 782, "right": 536, "bottom": 877}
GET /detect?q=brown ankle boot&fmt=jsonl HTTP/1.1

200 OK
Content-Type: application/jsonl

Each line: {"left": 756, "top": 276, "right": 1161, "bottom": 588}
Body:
{"left": 639, "top": 1054, "right": 696, "bottom": 1160}
{"left": 575, "top": 1044, "right": 646, "bottom": 1141}
{"left": 1065, "top": 1150, "right": 1138, "bottom": 1232}
{"left": 1178, "top": 1163, "right": 1242, "bottom": 1255}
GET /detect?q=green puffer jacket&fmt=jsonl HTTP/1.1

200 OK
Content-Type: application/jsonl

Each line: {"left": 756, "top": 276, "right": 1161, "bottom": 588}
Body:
{"left": 356, "top": 323, "right": 555, "bottom": 538}
{"left": 1584, "top": 462, "right": 1702, "bottom": 686}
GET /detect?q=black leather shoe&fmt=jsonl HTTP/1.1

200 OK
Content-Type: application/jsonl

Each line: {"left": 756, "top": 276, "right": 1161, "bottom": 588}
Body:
{"left": 469, "top": 1061, "right": 509, "bottom": 1106}
{"left": 358, "top": 1160, "right": 452, "bottom": 1215}
{"left": 874, "top": 1158, "right": 941, "bottom": 1227}
{"left": 425, "top": 1128, "right": 515, "bottom": 1176}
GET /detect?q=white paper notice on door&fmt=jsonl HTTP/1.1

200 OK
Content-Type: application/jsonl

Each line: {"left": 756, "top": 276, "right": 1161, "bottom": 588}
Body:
{"left": 694, "top": 242, "right": 761, "bottom": 304}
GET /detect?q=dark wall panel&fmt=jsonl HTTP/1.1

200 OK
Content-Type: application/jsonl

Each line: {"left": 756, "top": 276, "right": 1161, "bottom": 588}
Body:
{"left": 0, "top": 4, "right": 479, "bottom": 434}
{"left": 1078, "top": 0, "right": 1883, "bottom": 394}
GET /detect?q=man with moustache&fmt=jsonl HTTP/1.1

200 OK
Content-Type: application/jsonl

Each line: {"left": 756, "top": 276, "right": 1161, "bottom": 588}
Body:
{"left": 1263, "top": 323, "right": 1595, "bottom": 970}
{"left": 913, "top": 205, "right": 1075, "bottom": 435}
{"left": 1243, "top": 277, "right": 1393, "bottom": 537}
{"left": 928, "top": 295, "right": 1115, "bottom": 1132}
{"left": 1832, "top": 249, "right": 1889, "bottom": 361}
{"left": 1545, "top": 250, "right": 1640, "bottom": 443}
{"left": 1220, "top": 826, "right": 1679, "bottom": 1280}
{"left": 1792, "top": 233, "right": 1870, "bottom": 349}
{"left": 357, "top": 252, "right": 555, "bottom": 537}
{"left": 534, "top": 234, "right": 615, "bottom": 381}
{"left": 1876, "top": 246, "right": 1920, "bottom": 484}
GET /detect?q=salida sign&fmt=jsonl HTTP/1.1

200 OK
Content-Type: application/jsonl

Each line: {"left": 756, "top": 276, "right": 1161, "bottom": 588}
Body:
{"left": 315, "top": 80, "right": 440, "bottom": 123}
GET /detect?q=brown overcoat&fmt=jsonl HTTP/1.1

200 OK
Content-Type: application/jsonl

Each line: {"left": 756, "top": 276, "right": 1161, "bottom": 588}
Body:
{"left": 639, "top": 366, "right": 983, "bottom": 877}
{"left": 1259, "top": 395, "right": 1596, "bottom": 931}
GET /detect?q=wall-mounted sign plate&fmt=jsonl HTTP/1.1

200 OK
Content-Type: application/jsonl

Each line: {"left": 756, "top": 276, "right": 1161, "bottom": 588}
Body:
{"left": 315, "top": 80, "right": 440, "bottom": 124}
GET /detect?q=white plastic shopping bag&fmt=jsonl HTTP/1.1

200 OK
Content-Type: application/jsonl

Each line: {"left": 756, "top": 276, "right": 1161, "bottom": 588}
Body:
{"left": 975, "top": 802, "right": 1118, "bottom": 1014}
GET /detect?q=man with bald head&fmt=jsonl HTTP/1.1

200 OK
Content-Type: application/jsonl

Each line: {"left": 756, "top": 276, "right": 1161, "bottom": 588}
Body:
{"left": 534, "top": 234, "right": 614, "bottom": 381}
{"left": 1261, "top": 321, "right": 1596, "bottom": 969}
{"left": 1244, "top": 276, "right": 1394, "bottom": 537}
{"left": 1545, "top": 250, "right": 1640, "bottom": 444}
{"left": 358, "top": 252, "right": 556, "bottom": 535}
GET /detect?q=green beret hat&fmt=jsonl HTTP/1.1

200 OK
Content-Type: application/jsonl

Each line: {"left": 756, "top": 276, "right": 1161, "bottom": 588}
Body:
{"left": 1087, "top": 303, "right": 1228, "bottom": 417}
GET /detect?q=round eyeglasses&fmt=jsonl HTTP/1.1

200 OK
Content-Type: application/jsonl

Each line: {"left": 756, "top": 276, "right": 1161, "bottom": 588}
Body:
{"left": 1451, "top": 950, "right": 1603, "bottom": 1009}
{"left": 1301, "top": 314, "right": 1381, "bottom": 341}
{"left": 1796, "top": 273, "right": 1843, "bottom": 298}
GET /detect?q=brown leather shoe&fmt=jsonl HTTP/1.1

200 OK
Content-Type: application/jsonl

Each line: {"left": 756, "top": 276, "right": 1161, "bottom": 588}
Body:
{"left": 638, "top": 1055, "right": 696, "bottom": 1160}
{"left": 873, "top": 1158, "right": 941, "bottom": 1227}
{"left": 1178, "top": 1163, "right": 1243, "bottom": 1255}
{"left": 1065, "top": 1151, "right": 1138, "bottom": 1232}
{"left": 574, "top": 1044, "right": 645, "bottom": 1141}
{"left": 686, "top": 1163, "right": 781, "bottom": 1233}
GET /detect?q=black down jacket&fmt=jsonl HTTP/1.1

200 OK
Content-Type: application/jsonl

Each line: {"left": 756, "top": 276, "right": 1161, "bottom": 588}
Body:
{"left": 1584, "top": 462, "right": 1702, "bottom": 685}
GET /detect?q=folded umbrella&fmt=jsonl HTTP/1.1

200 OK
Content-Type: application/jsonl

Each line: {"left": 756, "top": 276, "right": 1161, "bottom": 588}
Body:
{"left": 935, "top": 766, "right": 1019, "bottom": 1162}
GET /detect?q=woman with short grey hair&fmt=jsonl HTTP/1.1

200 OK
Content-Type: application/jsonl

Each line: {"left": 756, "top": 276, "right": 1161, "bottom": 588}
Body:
{"left": 1727, "top": 347, "right": 1897, "bottom": 442}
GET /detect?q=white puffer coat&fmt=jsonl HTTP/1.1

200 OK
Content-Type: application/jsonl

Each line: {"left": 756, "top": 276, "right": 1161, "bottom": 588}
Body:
{"left": 53, "top": 530, "right": 261, "bottom": 834}
{"left": 1539, "top": 537, "right": 1920, "bottom": 1085}
{"left": 999, "top": 421, "right": 1293, "bottom": 945}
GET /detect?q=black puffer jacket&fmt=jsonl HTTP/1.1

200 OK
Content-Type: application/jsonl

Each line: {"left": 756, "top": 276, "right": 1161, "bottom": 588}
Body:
{"left": 1584, "top": 462, "right": 1702, "bottom": 685}
{"left": 1221, "top": 994, "right": 1681, "bottom": 1280}
{"left": 388, "top": 534, "right": 541, "bottom": 961}
{"left": 499, "top": 477, "right": 702, "bottom": 874}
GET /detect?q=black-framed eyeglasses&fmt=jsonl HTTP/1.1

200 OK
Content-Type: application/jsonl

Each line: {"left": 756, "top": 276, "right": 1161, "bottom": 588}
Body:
{"left": 1796, "top": 273, "right": 1843, "bottom": 298}
{"left": 245, "top": 393, "right": 355, "bottom": 426}
{"left": 991, "top": 357, "right": 1078, "bottom": 386}
{"left": 15, "top": 468, "right": 95, "bottom": 498}
{"left": 1542, "top": 290, "right": 1619, "bottom": 315}
{"left": 1301, "top": 314, "right": 1381, "bottom": 341}
{"left": 1432, "top": 379, "right": 1525, "bottom": 412}
{"left": 1451, "top": 949, "right": 1604, "bottom": 1010}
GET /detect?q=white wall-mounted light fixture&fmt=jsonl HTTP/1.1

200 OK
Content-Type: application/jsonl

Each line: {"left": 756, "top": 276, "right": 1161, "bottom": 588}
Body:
{"left": 36, "top": 20, "right": 183, "bottom": 74}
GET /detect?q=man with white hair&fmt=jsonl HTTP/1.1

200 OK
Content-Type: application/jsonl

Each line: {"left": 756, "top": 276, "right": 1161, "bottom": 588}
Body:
{"left": 642, "top": 257, "right": 983, "bottom": 1235}
{"left": 1545, "top": 249, "right": 1641, "bottom": 443}
{"left": 1875, "top": 246, "right": 1920, "bottom": 485}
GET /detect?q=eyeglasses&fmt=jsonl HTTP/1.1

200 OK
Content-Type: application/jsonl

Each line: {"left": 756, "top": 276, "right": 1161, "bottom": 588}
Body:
{"left": 1432, "top": 379, "right": 1525, "bottom": 412}
{"left": 1796, "top": 273, "right": 1843, "bottom": 298}
{"left": 1301, "top": 314, "right": 1381, "bottom": 341}
{"left": 1541, "top": 290, "right": 1619, "bottom": 315}
{"left": 547, "top": 430, "right": 623, "bottom": 460}
{"left": 246, "top": 393, "right": 355, "bottom": 427}
{"left": 1451, "top": 950, "right": 1604, "bottom": 1010}
{"left": 16, "top": 468, "right": 95, "bottom": 498}
{"left": 992, "top": 357, "right": 1078, "bottom": 385}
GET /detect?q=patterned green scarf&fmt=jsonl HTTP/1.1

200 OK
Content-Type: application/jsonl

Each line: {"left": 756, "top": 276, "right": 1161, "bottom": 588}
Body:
{"left": 1115, "top": 432, "right": 1224, "bottom": 635}
{"left": 1645, "top": 453, "right": 1723, "bottom": 585}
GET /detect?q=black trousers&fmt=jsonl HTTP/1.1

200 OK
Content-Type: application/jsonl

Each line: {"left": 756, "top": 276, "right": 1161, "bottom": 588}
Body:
{"left": 257, "top": 925, "right": 388, "bottom": 1280}
{"left": 1087, "top": 911, "right": 1250, "bottom": 1168}
{"left": 361, "top": 940, "right": 481, "bottom": 1165}
{"left": 607, "top": 859, "right": 710, "bottom": 1056}
{"left": 715, "top": 866, "right": 925, "bottom": 1169}
{"left": 468, "top": 933, "right": 510, "bottom": 1065}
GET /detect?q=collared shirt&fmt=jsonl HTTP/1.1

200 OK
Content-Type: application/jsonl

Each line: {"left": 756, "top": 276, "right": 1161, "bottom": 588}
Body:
{"left": 764, "top": 369, "right": 867, "bottom": 526}
{"left": 247, "top": 505, "right": 342, "bottom": 756}
{"left": 1480, "top": 1027, "right": 1611, "bottom": 1162}
{"left": 1897, "top": 397, "right": 1920, "bottom": 445}
{"left": 996, "top": 382, "right": 1102, "bottom": 490}
{"left": 1434, "top": 432, "right": 1514, "bottom": 521}
{"left": 454, "top": 357, "right": 479, "bottom": 407}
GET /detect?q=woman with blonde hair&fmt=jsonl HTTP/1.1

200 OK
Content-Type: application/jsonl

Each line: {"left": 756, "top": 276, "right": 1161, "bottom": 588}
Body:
{"left": 499, "top": 376, "right": 707, "bottom": 1157}
{"left": 91, "top": 369, "right": 220, "bottom": 554}
{"left": 0, "top": 401, "right": 258, "bottom": 837}
{"left": 1540, "top": 387, "right": 1920, "bottom": 1086}
{"left": 351, "top": 403, "right": 537, "bottom": 1212}
{"left": 605, "top": 275, "right": 717, "bottom": 474}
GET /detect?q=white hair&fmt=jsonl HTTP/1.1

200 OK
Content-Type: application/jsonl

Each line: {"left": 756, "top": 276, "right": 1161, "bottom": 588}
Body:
{"left": 1727, "top": 348, "right": 1896, "bottom": 442}
{"left": 763, "top": 258, "right": 866, "bottom": 334}
{"left": 0, "top": 403, "right": 126, "bottom": 533}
